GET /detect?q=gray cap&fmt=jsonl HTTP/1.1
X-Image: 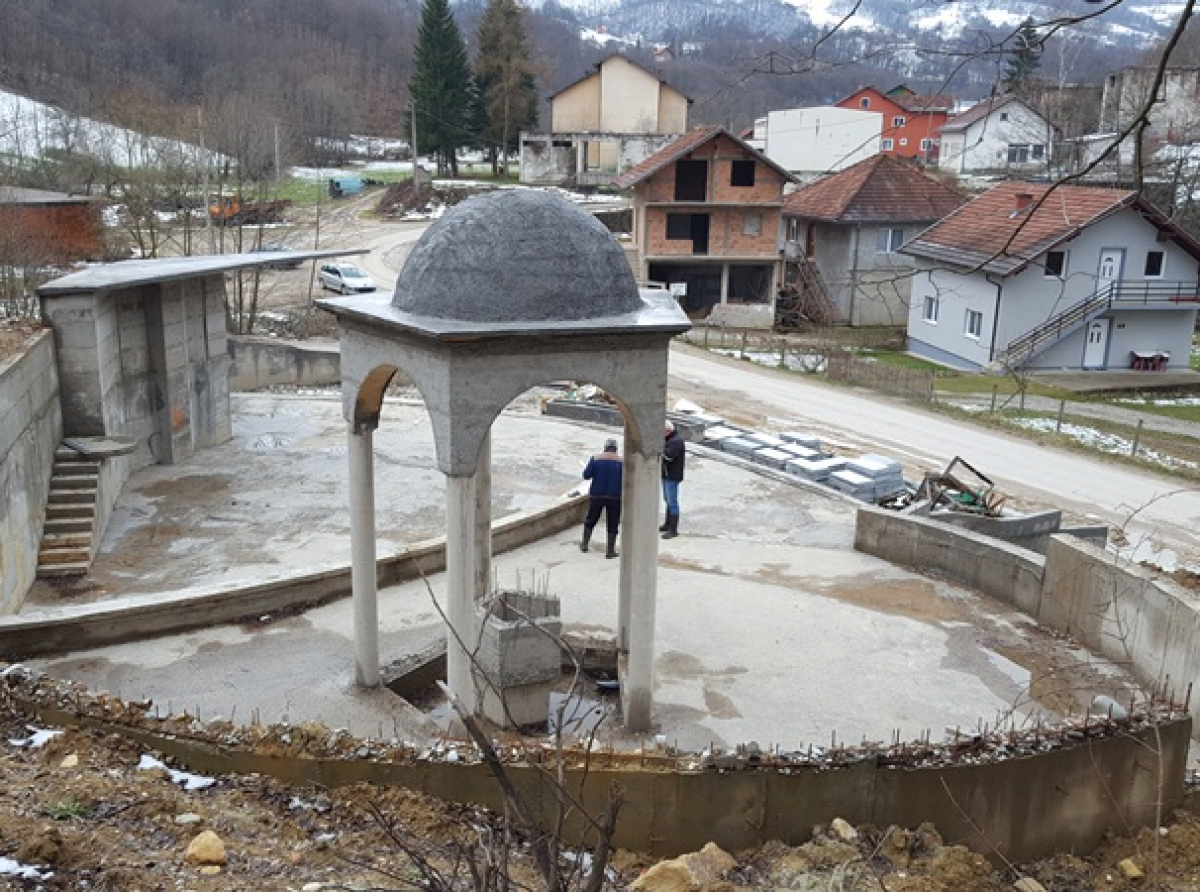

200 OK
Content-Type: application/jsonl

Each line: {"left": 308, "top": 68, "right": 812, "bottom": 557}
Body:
{"left": 604, "top": 438, "right": 619, "bottom": 453}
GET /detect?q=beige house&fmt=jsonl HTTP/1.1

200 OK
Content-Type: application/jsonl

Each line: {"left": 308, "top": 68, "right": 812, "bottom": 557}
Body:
{"left": 520, "top": 54, "right": 690, "bottom": 187}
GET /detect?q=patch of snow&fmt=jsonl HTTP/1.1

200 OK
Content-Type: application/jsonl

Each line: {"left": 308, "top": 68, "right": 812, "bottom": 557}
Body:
{"left": 1010, "top": 417, "right": 1199, "bottom": 471}
{"left": 8, "top": 726, "right": 63, "bottom": 749}
{"left": 137, "top": 754, "right": 218, "bottom": 790}
{"left": 0, "top": 86, "right": 217, "bottom": 169}
{"left": 0, "top": 856, "right": 53, "bottom": 881}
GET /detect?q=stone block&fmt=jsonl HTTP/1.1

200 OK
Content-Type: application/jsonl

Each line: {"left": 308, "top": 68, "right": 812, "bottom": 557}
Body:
{"left": 754, "top": 447, "right": 792, "bottom": 470}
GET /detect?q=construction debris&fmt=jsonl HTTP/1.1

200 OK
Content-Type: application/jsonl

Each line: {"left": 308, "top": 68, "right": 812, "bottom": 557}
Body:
{"left": 913, "top": 456, "right": 1007, "bottom": 516}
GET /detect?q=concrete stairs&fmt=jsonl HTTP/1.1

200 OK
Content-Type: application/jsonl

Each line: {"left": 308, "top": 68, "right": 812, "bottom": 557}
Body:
{"left": 37, "top": 446, "right": 101, "bottom": 578}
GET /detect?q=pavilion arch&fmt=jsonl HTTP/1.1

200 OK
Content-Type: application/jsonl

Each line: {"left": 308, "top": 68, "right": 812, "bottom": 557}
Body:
{"left": 321, "top": 190, "right": 689, "bottom": 731}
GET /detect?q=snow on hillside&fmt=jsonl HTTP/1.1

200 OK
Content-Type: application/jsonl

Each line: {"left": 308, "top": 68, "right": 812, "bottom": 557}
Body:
{"left": 0, "top": 87, "right": 213, "bottom": 169}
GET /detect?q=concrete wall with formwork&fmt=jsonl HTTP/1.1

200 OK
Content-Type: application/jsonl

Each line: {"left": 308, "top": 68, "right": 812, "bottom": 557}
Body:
{"left": 477, "top": 591, "right": 563, "bottom": 727}
{"left": 856, "top": 507, "right": 1200, "bottom": 729}
{"left": 22, "top": 689, "right": 1189, "bottom": 865}
{"left": 1040, "top": 534, "right": 1200, "bottom": 709}
{"left": 0, "top": 330, "right": 61, "bottom": 614}
{"left": 854, "top": 505, "right": 1046, "bottom": 615}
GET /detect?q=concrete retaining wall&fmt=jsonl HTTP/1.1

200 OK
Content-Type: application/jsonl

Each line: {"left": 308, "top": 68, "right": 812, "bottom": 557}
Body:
{"left": 27, "top": 696, "right": 1189, "bottom": 865}
{"left": 0, "top": 330, "right": 62, "bottom": 615}
{"left": 1041, "top": 535, "right": 1200, "bottom": 705}
{"left": 0, "top": 495, "right": 587, "bottom": 657}
{"left": 854, "top": 506, "right": 1045, "bottom": 616}
{"left": 856, "top": 507, "right": 1200, "bottom": 729}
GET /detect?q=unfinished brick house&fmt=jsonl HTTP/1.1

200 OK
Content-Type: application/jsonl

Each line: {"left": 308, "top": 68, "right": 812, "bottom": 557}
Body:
{"left": 614, "top": 126, "right": 796, "bottom": 328}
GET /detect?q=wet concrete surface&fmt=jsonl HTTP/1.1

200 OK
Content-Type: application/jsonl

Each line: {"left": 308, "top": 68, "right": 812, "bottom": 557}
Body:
{"left": 22, "top": 392, "right": 1142, "bottom": 754}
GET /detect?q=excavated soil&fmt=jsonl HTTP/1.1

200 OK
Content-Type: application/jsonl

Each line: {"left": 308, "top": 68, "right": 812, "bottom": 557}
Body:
{"left": 4, "top": 675, "right": 1200, "bottom": 891}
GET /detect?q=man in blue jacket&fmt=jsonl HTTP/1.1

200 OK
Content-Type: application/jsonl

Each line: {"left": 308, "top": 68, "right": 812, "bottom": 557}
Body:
{"left": 581, "top": 438, "right": 623, "bottom": 558}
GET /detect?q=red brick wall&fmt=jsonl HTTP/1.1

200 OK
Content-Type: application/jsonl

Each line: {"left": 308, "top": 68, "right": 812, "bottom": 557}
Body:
{"left": 636, "top": 133, "right": 786, "bottom": 259}
{"left": 644, "top": 207, "right": 781, "bottom": 257}
{"left": 0, "top": 203, "right": 105, "bottom": 265}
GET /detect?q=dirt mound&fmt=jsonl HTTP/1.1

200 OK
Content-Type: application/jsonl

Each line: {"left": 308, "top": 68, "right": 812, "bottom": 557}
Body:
{"left": 377, "top": 180, "right": 482, "bottom": 218}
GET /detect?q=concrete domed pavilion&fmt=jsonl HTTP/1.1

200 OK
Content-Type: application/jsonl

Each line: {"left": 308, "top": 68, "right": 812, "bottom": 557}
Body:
{"left": 318, "top": 189, "right": 690, "bottom": 731}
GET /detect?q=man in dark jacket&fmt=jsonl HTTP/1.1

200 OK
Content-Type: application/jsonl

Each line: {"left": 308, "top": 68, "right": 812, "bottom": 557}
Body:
{"left": 581, "top": 438, "right": 623, "bottom": 558}
{"left": 661, "top": 421, "right": 685, "bottom": 539}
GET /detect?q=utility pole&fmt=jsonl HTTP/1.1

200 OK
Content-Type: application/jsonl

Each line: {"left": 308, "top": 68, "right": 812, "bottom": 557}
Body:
{"left": 410, "top": 97, "right": 421, "bottom": 198}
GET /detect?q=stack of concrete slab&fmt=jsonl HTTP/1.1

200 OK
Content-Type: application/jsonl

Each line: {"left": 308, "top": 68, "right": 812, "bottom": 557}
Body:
{"left": 703, "top": 425, "right": 746, "bottom": 450}
{"left": 828, "top": 468, "right": 878, "bottom": 500}
{"left": 784, "top": 455, "right": 847, "bottom": 482}
{"left": 845, "top": 453, "right": 906, "bottom": 501}
{"left": 780, "top": 431, "right": 822, "bottom": 451}
{"left": 778, "top": 443, "right": 821, "bottom": 463}
{"left": 753, "top": 447, "right": 794, "bottom": 470}
{"left": 745, "top": 432, "right": 785, "bottom": 450}
{"left": 719, "top": 436, "right": 767, "bottom": 461}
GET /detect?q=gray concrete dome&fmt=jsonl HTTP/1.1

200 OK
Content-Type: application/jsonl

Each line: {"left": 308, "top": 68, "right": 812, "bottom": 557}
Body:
{"left": 392, "top": 190, "right": 642, "bottom": 323}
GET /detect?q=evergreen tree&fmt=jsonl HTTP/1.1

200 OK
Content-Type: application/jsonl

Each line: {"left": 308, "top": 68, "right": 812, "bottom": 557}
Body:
{"left": 408, "top": 0, "right": 475, "bottom": 177}
{"left": 475, "top": 0, "right": 540, "bottom": 177}
{"left": 1002, "top": 17, "right": 1042, "bottom": 96}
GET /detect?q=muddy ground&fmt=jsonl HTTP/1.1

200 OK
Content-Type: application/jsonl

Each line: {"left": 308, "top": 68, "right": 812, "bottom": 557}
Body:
{"left": 3, "top": 677, "right": 1200, "bottom": 891}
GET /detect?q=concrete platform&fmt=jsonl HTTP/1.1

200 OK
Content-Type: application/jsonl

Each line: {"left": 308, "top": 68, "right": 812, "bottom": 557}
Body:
{"left": 18, "top": 393, "right": 1142, "bottom": 754}
{"left": 1028, "top": 368, "right": 1200, "bottom": 393}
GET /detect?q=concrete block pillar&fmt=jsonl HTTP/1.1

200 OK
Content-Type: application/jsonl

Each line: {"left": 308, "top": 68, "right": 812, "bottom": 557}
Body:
{"left": 475, "top": 431, "right": 492, "bottom": 603}
{"left": 446, "top": 473, "right": 480, "bottom": 715}
{"left": 622, "top": 447, "right": 661, "bottom": 732}
{"left": 348, "top": 423, "right": 380, "bottom": 687}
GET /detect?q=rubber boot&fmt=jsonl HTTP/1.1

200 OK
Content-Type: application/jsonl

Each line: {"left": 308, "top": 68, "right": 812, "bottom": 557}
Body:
{"left": 659, "top": 510, "right": 670, "bottom": 533}
{"left": 605, "top": 533, "right": 618, "bottom": 559}
{"left": 580, "top": 524, "right": 594, "bottom": 553}
{"left": 661, "top": 513, "right": 679, "bottom": 539}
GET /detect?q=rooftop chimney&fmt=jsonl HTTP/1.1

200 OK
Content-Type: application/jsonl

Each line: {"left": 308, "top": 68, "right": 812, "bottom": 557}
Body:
{"left": 1014, "top": 192, "right": 1034, "bottom": 213}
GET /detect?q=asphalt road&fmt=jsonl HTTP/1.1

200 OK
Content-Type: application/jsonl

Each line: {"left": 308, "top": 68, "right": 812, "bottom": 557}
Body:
{"left": 343, "top": 203, "right": 1200, "bottom": 568}
{"left": 665, "top": 344, "right": 1200, "bottom": 569}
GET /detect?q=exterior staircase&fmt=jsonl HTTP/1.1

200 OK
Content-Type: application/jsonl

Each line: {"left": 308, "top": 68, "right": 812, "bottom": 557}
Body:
{"left": 996, "top": 281, "right": 1200, "bottom": 370}
{"left": 37, "top": 445, "right": 101, "bottom": 578}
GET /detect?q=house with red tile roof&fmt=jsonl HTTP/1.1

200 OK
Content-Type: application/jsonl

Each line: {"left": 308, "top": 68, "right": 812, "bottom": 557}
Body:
{"left": 614, "top": 126, "right": 796, "bottom": 327}
{"left": 900, "top": 181, "right": 1200, "bottom": 371}
{"left": 781, "top": 155, "right": 967, "bottom": 326}
{"left": 936, "top": 95, "right": 1056, "bottom": 175}
{"left": 836, "top": 86, "right": 952, "bottom": 164}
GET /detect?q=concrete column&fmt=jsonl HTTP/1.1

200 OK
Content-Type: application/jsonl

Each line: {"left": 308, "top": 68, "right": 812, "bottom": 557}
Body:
{"left": 720, "top": 264, "right": 730, "bottom": 305}
{"left": 475, "top": 431, "right": 492, "bottom": 603}
{"left": 348, "top": 423, "right": 380, "bottom": 687}
{"left": 622, "top": 448, "right": 661, "bottom": 732}
{"left": 618, "top": 429, "right": 636, "bottom": 651}
{"left": 446, "top": 474, "right": 479, "bottom": 715}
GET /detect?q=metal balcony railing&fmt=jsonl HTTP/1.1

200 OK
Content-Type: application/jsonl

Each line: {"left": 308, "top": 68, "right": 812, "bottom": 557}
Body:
{"left": 998, "top": 280, "right": 1200, "bottom": 368}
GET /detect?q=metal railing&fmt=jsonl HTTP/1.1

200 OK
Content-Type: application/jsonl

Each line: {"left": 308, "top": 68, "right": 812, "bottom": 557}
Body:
{"left": 999, "top": 280, "right": 1200, "bottom": 368}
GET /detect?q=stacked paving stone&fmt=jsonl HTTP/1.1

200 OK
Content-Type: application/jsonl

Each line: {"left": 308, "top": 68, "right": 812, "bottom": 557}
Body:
{"left": 838, "top": 454, "right": 907, "bottom": 501}
{"left": 686, "top": 416, "right": 907, "bottom": 503}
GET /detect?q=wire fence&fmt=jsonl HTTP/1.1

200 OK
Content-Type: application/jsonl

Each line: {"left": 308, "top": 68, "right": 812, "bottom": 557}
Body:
{"left": 677, "top": 327, "right": 934, "bottom": 401}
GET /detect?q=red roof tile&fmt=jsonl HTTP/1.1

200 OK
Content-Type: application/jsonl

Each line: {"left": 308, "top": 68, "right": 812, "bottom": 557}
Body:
{"left": 613, "top": 126, "right": 794, "bottom": 189}
{"left": 900, "top": 181, "right": 1200, "bottom": 275}
{"left": 782, "top": 155, "right": 966, "bottom": 223}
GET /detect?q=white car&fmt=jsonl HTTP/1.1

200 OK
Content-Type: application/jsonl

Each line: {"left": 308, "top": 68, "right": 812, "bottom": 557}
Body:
{"left": 318, "top": 262, "right": 376, "bottom": 294}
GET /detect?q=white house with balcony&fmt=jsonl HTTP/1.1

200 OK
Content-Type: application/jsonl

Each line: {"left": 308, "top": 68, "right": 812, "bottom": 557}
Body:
{"left": 937, "top": 95, "right": 1056, "bottom": 175}
{"left": 901, "top": 181, "right": 1200, "bottom": 372}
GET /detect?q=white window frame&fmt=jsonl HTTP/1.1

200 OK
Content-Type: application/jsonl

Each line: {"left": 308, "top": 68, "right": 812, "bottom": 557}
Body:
{"left": 881, "top": 138, "right": 894, "bottom": 151}
{"left": 877, "top": 228, "right": 904, "bottom": 254}
{"left": 899, "top": 138, "right": 908, "bottom": 147}
{"left": 860, "top": 97, "right": 870, "bottom": 109}
{"left": 892, "top": 115, "right": 905, "bottom": 127}
{"left": 919, "top": 138, "right": 933, "bottom": 151}
{"left": 964, "top": 308, "right": 983, "bottom": 340}
{"left": 922, "top": 294, "right": 939, "bottom": 324}
{"left": 1044, "top": 250, "right": 1067, "bottom": 278}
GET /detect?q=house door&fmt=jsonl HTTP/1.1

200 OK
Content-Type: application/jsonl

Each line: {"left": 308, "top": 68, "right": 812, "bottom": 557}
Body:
{"left": 1097, "top": 249, "right": 1124, "bottom": 293}
{"left": 1083, "top": 318, "right": 1110, "bottom": 369}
